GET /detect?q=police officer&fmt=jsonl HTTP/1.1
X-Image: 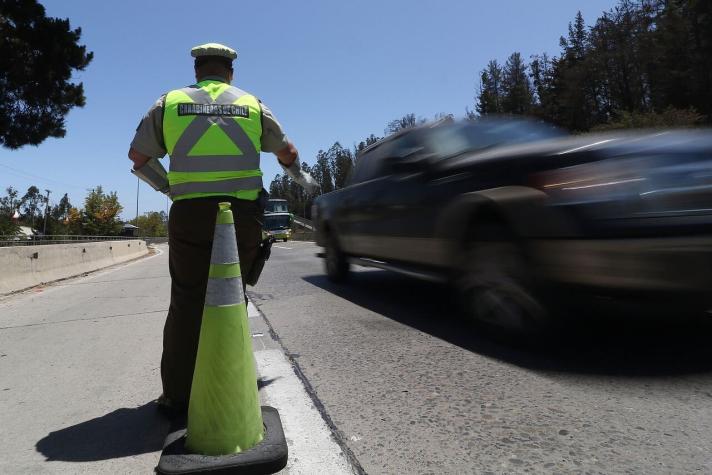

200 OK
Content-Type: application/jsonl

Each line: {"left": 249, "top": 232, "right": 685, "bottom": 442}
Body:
{"left": 128, "top": 43, "right": 316, "bottom": 414}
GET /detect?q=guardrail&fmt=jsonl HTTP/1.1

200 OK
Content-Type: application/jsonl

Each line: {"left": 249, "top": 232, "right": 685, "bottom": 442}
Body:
{"left": 143, "top": 237, "right": 169, "bottom": 245}
{"left": 292, "top": 216, "right": 314, "bottom": 231}
{"left": 0, "top": 235, "right": 137, "bottom": 247}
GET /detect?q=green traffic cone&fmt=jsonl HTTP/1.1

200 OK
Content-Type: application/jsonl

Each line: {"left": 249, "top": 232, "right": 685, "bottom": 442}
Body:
{"left": 185, "top": 202, "right": 264, "bottom": 455}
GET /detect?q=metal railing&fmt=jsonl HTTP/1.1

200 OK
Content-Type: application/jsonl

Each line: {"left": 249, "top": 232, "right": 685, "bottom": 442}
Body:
{"left": 0, "top": 235, "right": 138, "bottom": 247}
{"left": 292, "top": 216, "right": 314, "bottom": 231}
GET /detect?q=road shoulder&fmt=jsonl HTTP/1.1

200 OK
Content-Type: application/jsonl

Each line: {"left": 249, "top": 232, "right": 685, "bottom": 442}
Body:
{"left": 248, "top": 300, "right": 357, "bottom": 475}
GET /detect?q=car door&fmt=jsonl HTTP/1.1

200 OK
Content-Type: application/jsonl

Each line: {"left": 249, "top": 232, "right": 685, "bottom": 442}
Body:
{"left": 368, "top": 131, "right": 452, "bottom": 266}
{"left": 340, "top": 137, "right": 427, "bottom": 258}
{"left": 332, "top": 145, "right": 391, "bottom": 255}
{"left": 346, "top": 133, "right": 438, "bottom": 261}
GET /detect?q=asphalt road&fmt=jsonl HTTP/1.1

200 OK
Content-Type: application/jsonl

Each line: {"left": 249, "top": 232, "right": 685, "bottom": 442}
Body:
{"left": 254, "top": 241, "right": 712, "bottom": 474}
{"left": 2, "top": 241, "right": 711, "bottom": 474}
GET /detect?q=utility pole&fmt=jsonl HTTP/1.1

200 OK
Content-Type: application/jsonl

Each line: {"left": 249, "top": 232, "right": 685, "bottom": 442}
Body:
{"left": 135, "top": 176, "right": 140, "bottom": 223}
{"left": 42, "top": 189, "right": 51, "bottom": 235}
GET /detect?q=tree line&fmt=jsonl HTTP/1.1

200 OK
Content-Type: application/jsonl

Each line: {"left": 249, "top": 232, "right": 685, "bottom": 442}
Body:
{"left": 0, "top": 185, "right": 123, "bottom": 236}
{"left": 473, "top": 1, "right": 711, "bottom": 131}
{"left": 0, "top": 184, "right": 169, "bottom": 238}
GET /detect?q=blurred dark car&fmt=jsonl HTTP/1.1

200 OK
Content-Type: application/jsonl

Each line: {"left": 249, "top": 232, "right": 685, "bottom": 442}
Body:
{"left": 313, "top": 118, "right": 712, "bottom": 332}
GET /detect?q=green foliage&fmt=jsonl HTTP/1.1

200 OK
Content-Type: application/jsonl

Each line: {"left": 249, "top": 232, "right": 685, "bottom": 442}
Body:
{"left": 473, "top": 1, "right": 712, "bottom": 130}
{"left": 0, "top": 186, "right": 130, "bottom": 236}
{"left": 592, "top": 107, "right": 705, "bottom": 131}
{"left": 45, "top": 193, "right": 72, "bottom": 235}
{"left": 501, "top": 53, "right": 533, "bottom": 114}
{"left": 268, "top": 135, "right": 379, "bottom": 217}
{"left": 355, "top": 134, "right": 380, "bottom": 154}
{"left": 384, "top": 113, "right": 426, "bottom": 135}
{"left": 0, "top": 214, "right": 19, "bottom": 235}
{"left": 0, "top": 187, "right": 74, "bottom": 235}
{"left": 0, "top": 187, "right": 20, "bottom": 235}
{"left": 19, "top": 185, "right": 43, "bottom": 228}
{"left": 81, "top": 186, "right": 123, "bottom": 236}
{"left": 476, "top": 60, "right": 504, "bottom": 115}
{"left": 0, "top": 0, "right": 93, "bottom": 149}
{"left": 129, "top": 211, "right": 168, "bottom": 237}
{"left": 313, "top": 150, "right": 335, "bottom": 194}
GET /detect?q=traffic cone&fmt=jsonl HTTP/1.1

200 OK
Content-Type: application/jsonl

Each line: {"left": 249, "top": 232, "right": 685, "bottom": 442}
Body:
{"left": 157, "top": 202, "right": 288, "bottom": 475}
{"left": 185, "top": 201, "right": 263, "bottom": 455}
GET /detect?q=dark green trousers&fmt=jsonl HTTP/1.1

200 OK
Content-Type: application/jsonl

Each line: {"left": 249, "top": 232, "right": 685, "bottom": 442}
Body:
{"left": 161, "top": 197, "right": 263, "bottom": 408}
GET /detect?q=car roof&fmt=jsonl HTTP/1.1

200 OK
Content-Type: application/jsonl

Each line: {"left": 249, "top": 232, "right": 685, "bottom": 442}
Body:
{"left": 357, "top": 116, "right": 564, "bottom": 158}
{"left": 357, "top": 116, "right": 456, "bottom": 157}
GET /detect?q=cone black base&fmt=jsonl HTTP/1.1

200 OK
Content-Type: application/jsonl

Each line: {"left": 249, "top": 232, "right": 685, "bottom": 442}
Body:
{"left": 156, "top": 406, "right": 288, "bottom": 475}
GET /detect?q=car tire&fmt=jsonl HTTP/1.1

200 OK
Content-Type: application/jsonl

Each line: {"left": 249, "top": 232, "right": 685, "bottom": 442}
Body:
{"left": 325, "top": 232, "right": 349, "bottom": 282}
{"left": 457, "top": 222, "right": 548, "bottom": 335}
{"left": 284, "top": 238, "right": 288, "bottom": 242}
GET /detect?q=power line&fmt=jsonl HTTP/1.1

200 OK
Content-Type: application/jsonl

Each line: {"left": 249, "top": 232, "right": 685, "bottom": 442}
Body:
{"left": 0, "top": 162, "right": 85, "bottom": 190}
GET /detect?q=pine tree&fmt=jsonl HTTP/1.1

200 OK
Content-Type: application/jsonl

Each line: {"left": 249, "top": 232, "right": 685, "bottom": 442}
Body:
{"left": 327, "top": 142, "right": 354, "bottom": 190}
{"left": 501, "top": 53, "right": 533, "bottom": 114}
{"left": 476, "top": 60, "right": 504, "bottom": 115}
{"left": 0, "top": 0, "right": 93, "bottom": 149}
{"left": 313, "top": 150, "right": 335, "bottom": 194}
{"left": 530, "top": 53, "right": 558, "bottom": 120}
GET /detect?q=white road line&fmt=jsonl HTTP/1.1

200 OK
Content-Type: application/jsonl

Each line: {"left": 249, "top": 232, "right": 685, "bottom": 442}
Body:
{"left": 247, "top": 302, "right": 260, "bottom": 318}
{"left": 255, "top": 348, "right": 354, "bottom": 475}
{"left": 274, "top": 246, "right": 293, "bottom": 250}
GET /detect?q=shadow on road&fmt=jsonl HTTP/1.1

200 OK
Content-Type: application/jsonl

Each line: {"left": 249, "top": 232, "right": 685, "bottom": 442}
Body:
{"left": 303, "top": 270, "right": 712, "bottom": 377}
{"left": 35, "top": 401, "right": 169, "bottom": 462}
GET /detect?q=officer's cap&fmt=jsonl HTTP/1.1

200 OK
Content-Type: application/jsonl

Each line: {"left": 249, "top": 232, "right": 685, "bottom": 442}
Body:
{"left": 190, "top": 43, "right": 237, "bottom": 61}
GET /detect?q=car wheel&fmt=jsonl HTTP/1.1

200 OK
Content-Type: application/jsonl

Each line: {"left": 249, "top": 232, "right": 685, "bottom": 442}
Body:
{"left": 325, "top": 232, "right": 349, "bottom": 282}
{"left": 284, "top": 238, "right": 288, "bottom": 242}
{"left": 457, "top": 223, "right": 547, "bottom": 334}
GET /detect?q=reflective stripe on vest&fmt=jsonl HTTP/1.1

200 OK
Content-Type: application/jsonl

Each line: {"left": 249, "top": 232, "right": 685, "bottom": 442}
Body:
{"left": 163, "top": 80, "right": 263, "bottom": 201}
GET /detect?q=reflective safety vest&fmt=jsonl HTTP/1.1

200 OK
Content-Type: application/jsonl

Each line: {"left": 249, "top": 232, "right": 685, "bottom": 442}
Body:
{"left": 163, "top": 80, "right": 263, "bottom": 201}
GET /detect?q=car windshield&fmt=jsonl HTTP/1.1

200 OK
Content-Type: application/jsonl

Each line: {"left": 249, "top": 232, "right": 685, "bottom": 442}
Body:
{"left": 425, "top": 120, "right": 564, "bottom": 158}
{"left": 264, "top": 215, "right": 291, "bottom": 230}
{"left": 267, "top": 201, "right": 289, "bottom": 213}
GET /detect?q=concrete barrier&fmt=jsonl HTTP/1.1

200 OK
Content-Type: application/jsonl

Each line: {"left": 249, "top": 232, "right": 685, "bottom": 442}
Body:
{"left": 0, "top": 240, "right": 148, "bottom": 295}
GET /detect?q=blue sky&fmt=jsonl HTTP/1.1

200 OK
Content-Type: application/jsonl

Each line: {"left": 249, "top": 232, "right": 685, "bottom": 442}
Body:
{"left": 0, "top": 0, "right": 616, "bottom": 219}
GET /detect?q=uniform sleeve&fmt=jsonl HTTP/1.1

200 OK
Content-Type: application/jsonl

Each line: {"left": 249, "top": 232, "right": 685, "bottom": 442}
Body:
{"left": 130, "top": 96, "right": 167, "bottom": 158}
{"left": 259, "top": 101, "right": 290, "bottom": 153}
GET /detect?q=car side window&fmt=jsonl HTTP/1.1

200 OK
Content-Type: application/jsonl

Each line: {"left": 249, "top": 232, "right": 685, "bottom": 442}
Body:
{"left": 379, "top": 134, "right": 426, "bottom": 173}
{"left": 347, "top": 134, "right": 422, "bottom": 185}
{"left": 348, "top": 141, "right": 394, "bottom": 184}
{"left": 348, "top": 150, "right": 380, "bottom": 185}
